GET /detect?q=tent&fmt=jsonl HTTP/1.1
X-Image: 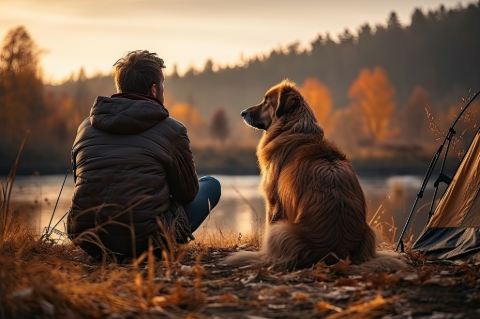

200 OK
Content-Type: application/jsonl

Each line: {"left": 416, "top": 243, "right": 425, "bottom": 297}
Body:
{"left": 396, "top": 90, "right": 480, "bottom": 262}
{"left": 412, "top": 130, "right": 480, "bottom": 262}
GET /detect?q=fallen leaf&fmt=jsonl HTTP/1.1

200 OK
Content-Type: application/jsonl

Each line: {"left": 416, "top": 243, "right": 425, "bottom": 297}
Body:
{"left": 365, "top": 272, "right": 400, "bottom": 288}
{"left": 292, "top": 292, "right": 309, "bottom": 300}
{"left": 330, "top": 257, "right": 352, "bottom": 276}
{"left": 325, "top": 295, "right": 391, "bottom": 319}
{"left": 315, "top": 261, "right": 328, "bottom": 270}
{"left": 349, "top": 295, "right": 387, "bottom": 311}
{"left": 334, "top": 278, "right": 357, "bottom": 287}
{"left": 276, "top": 285, "right": 290, "bottom": 295}
{"left": 313, "top": 272, "right": 329, "bottom": 281}
{"left": 316, "top": 301, "right": 342, "bottom": 312}
{"left": 217, "top": 293, "right": 239, "bottom": 303}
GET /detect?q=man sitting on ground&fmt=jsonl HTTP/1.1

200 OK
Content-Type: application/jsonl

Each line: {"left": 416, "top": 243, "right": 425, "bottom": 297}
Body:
{"left": 67, "top": 50, "right": 221, "bottom": 260}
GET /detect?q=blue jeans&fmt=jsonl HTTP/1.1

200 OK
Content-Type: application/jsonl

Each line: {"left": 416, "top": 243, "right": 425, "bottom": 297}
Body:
{"left": 182, "top": 176, "right": 221, "bottom": 233}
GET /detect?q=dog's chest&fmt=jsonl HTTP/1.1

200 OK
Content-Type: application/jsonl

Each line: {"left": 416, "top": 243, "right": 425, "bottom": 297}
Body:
{"left": 259, "top": 162, "right": 280, "bottom": 195}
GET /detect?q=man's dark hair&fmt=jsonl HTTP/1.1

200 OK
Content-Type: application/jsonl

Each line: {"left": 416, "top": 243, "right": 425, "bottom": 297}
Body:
{"left": 113, "top": 50, "right": 165, "bottom": 94}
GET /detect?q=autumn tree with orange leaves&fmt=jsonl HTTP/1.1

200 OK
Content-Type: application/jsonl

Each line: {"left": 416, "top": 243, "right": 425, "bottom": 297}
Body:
{"left": 164, "top": 93, "right": 205, "bottom": 143}
{"left": 0, "top": 26, "right": 45, "bottom": 140}
{"left": 300, "top": 78, "right": 332, "bottom": 131}
{"left": 348, "top": 67, "right": 398, "bottom": 142}
{"left": 169, "top": 102, "right": 204, "bottom": 132}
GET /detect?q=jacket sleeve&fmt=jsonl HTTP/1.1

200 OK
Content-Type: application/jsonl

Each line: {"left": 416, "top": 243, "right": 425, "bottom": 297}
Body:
{"left": 71, "top": 133, "right": 80, "bottom": 184}
{"left": 71, "top": 147, "right": 77, "bottom": 183}
{"left": 71, "top": 117, "right": 90, "bottom": 184}
{"left": 166, "top": 125, "right": 199, "bottom": 204}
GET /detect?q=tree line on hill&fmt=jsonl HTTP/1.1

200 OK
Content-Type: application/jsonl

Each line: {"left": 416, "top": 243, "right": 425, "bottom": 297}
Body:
{"left": 166, "top": 2, "right": 479, "bottom": 116}
{"left": 1, "top": 2, "right": 479, "bottom": 174}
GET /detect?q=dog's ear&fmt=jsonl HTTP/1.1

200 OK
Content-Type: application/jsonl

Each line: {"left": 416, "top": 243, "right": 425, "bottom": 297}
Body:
{"left": 276, "top": 90, "right": 297, "bottom": 118}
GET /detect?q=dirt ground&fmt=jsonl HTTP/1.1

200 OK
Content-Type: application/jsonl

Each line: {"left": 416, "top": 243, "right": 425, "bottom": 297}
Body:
{"left": 3, "top": 238, "right": 479, "bottom": 319}
{"left": 128, "top": 246, "right": 480, "bottom": 319}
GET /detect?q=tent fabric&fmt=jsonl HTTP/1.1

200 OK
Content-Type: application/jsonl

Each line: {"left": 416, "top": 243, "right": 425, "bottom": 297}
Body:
{"left": 461, "top": 187, "right": 480, "bottom": 227}
{"left": 428, "top": 132, "right": 480, "bottom": 228}
{"left": 412, "top": 227, "right": 480, "bottom": 262}
{"left": 412, "top": 129, "right": 480, "bottom": 262}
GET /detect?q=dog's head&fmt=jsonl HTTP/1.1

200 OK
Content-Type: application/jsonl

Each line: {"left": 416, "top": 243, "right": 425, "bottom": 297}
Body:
{"left": 240, "top": 79, "right": 308, "bottom": 131}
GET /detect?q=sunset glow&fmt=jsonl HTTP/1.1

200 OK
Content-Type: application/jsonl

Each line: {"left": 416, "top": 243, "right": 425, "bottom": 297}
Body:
{"left": 0, "top": 0, "right": 470, "bottom": 83}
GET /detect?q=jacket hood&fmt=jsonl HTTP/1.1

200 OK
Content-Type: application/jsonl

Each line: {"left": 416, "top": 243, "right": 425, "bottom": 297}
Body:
{"left": 90, "top": 94, "right": 169, "bottom": 134}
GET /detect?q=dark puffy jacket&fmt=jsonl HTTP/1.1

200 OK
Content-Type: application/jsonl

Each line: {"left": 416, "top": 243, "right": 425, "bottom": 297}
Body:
{"left": 67, "top": 93, "right": 199, "bottom": 258}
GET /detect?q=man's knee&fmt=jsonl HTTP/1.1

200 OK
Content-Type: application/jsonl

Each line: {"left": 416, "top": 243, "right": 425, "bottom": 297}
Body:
{"left": 199, "top": 176, "right": 221, "bottom": 190}
{"left": 199, "top": 176, "right": 221, "bottom": 206}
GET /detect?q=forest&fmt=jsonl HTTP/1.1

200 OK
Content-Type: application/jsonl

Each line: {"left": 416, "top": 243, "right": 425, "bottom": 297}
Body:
{"left": 2, "top": 3, "right": 480, "bottom": 318}
{"left": 1, "top": 2, "right": 479, "bottom": 175}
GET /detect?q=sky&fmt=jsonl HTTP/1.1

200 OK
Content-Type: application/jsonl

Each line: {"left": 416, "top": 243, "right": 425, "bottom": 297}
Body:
{"left": 0, "top": 0, "right": 472, "bottom": 84}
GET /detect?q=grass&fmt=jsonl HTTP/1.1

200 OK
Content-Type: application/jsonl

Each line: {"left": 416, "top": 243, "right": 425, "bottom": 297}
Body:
{"left": 0, "top": 199, "right": 266, "bottom": 318}
{"left": 2, "top": 139, "right": 480, "bottom": 318}
{"left": 2, "top": 211, "right": 480, "bottom": 318}
{"left": 0, "top": 140, "right": 266, "bottom": 317}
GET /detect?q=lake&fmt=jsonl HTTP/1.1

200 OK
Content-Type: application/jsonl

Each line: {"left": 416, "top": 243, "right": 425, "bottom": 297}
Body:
{"left": 5, "top": 174, "right": 441, "bottom": 243}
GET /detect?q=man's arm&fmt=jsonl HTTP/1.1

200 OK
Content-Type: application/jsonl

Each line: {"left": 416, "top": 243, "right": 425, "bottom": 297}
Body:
{"left": 166, "top": 125, "right": 199, "bottom": 204}
{"left": 71, "top": 148, "right": 77, "bottom": 183}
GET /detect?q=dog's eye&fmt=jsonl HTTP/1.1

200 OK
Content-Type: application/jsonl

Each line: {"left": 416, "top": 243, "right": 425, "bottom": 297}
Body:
{"left": 264, "top": 100, "right": 268, "bottom": 105}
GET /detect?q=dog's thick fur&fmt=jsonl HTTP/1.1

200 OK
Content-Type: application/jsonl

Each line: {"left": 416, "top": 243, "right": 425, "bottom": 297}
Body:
{"left": 226, "top": 80, "right": 404, "bottom": 273}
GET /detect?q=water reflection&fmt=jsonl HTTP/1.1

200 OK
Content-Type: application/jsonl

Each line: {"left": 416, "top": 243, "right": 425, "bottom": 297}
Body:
{"left": 5, "top": 174, "right": 441, "bottom": 242}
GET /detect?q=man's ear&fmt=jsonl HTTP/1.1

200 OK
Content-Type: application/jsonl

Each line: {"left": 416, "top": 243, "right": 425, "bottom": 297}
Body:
{"left": 147, "top": 83, "right": 157, "bottom": 98}
{"left": 276, "top": 90, "right": 296, "bottom": 118}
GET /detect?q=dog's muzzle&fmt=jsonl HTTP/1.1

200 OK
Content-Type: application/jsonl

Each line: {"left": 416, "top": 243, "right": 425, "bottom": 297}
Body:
{"left": 241, "top": 109, "right": 266, "bottom": 130}
{"left": 240, "top": 109, "right": 254, "bottom": 127}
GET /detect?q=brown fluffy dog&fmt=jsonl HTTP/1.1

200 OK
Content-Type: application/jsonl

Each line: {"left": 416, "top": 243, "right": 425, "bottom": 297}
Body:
{"left": 225, "top": 80, "right": 404, "bottom": 273}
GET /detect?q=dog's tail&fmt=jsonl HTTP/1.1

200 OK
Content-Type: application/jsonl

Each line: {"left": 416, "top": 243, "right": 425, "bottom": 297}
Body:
{"left": 225, "top": 221, "right": 305, "bottom": 267}
{"left": 225, "top": 221, "right": 406, "bottom": 273}
{"left": 348, "top": 251, "right": 406, "bottom": 275}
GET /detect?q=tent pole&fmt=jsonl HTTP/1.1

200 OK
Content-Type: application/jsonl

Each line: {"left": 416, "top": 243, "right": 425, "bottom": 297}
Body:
{"left": 395, "top": 90, "right": 479, "bottom": 253}
{"left": 426, "top": 129, "right": 454, "bottom": 225}
{"left": 395, "top": 142, "right": 444, "bottom": 252}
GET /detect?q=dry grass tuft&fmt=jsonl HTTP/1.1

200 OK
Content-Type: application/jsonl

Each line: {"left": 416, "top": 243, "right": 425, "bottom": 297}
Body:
{"left": 191, "top": 226, "right": 263, "bottom": 252}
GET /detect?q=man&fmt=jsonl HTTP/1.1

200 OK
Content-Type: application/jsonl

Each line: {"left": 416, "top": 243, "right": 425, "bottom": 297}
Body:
{"left": 67, "top": 50, "right": 221, "bottom": 260}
